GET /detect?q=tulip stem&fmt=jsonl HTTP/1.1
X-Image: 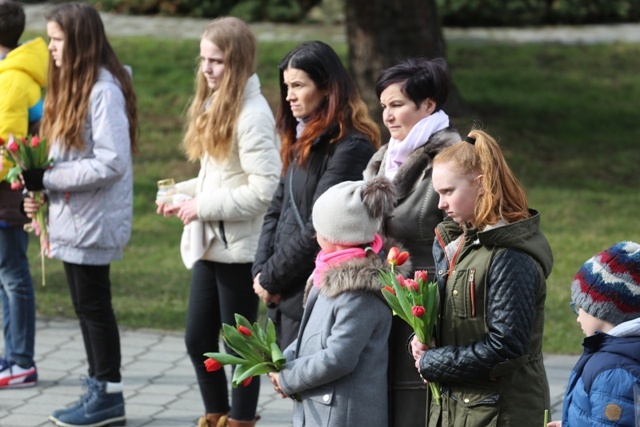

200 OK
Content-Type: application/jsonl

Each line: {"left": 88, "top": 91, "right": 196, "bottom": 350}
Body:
{"left": 429, "top": 382, "right": 441, "bottom": 405}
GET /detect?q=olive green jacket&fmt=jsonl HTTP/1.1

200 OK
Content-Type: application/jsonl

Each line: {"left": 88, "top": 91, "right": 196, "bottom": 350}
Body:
{"left": 422, "top": 211, "right": 553, "bottom": 427}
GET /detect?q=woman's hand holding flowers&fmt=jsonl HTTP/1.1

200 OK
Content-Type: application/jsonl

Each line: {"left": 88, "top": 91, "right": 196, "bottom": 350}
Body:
{"left": 379, "top": 247, "right": 441, "bottom": 404}
{"left": 22, "top": 196, "right": 42, "bottom": 219}
{"left": 411, "top": 335, "right": 428, "bottom": 362}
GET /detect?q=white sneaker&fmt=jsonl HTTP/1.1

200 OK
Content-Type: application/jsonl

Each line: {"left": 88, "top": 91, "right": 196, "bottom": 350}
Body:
{"left": 0, "top": 360, "right": 38, "bottom": 388}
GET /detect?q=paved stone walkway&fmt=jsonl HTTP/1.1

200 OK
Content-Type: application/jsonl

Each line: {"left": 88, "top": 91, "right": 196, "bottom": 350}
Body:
{"left": 0, "top": 317, "right": 295, "bottom": 427}
{"left": 0, "top": 316, "right": 577, "bottom": 426}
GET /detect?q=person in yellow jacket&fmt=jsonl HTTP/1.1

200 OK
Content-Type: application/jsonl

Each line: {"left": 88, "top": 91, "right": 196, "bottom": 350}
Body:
{"left": 0, "top": 0, "right": 48, "bottom": 388}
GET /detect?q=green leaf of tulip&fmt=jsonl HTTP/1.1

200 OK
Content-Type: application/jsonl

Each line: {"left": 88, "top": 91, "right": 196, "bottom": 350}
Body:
{"left": 203, "top": 352, "right": 248, "bottom": 365}
{"left": 270, "top": 341, "right": 286, "bottom": 366}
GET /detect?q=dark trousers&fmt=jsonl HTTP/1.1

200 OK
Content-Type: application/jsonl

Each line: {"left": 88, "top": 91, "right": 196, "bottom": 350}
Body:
{"left": 185, "top": 260, "right": 260, "bottom": 421}
{"left": 64, "top": 262, "right": 121, "bottom": 382}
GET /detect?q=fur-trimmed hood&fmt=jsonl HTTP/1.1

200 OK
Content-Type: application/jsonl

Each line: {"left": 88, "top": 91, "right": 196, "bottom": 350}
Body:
{"left": 311, "top": 239, "right": 412, "bottom": 300}
{"left": 364, "top": 127, "right": 460, "bottom": 200}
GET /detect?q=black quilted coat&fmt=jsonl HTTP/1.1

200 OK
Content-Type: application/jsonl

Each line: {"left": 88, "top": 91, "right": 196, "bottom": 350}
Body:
{"left": 252, "top": 125, "right": 376, "bottom": 347}
{"left": 422, "top": 211, "right": 553, "bottom": 427}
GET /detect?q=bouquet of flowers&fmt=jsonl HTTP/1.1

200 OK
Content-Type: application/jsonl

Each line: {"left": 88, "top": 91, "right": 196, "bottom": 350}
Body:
{"left": 204, "top": 313, "right": 298, "bottom": 399}
{"left": 0, "top": 134, "right": 53, "bottom": 285}
{"left": 379, "top": 247, "right": 441, "bottom": 404}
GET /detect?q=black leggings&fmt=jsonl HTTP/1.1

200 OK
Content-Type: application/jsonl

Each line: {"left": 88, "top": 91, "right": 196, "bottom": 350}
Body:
{"left": 64, "top": 262, "right": 121, "bottom": 382}
{"left": 185, "top": 260, "right": 260, "bottom": 420}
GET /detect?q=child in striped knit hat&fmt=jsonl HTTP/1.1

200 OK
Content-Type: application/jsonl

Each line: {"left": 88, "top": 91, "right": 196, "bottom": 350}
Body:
{"left": 548, "top": 241, "right": 640, "bottom": 427}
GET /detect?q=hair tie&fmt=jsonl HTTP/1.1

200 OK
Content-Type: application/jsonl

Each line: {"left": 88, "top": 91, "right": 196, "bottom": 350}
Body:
{"left": 464, "top": 136, "right": 476, "bottom": 145}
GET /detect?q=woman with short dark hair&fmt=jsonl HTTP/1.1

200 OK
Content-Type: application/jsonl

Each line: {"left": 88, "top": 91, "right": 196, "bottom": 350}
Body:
{"left": 363, "top": 57, "right": 460, "bottom": 427}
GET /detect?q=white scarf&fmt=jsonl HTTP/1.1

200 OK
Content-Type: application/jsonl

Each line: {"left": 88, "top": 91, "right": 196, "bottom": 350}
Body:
{"left": 384, "top": 110, "right": 450, "bottom": 179}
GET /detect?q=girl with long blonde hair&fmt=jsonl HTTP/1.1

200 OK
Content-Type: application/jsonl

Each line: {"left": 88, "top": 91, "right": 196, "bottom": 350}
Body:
{"left": 157, "top": 17, "right": 280, "bottom": 427}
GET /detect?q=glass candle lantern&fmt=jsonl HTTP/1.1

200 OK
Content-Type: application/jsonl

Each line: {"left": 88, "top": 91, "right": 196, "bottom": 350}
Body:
{"left": 156, "top": 178, "right": 177, "bottom": 205}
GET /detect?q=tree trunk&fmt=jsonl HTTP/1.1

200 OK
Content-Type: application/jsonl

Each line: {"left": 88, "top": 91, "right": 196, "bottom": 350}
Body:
{"left": 345, "top": 0, "right": 469, "bottom": 131}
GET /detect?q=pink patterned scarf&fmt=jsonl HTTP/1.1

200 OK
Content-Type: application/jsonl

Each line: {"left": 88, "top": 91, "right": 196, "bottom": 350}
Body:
{"left": 312, "top": 234, "right": 383, "bottom": 288}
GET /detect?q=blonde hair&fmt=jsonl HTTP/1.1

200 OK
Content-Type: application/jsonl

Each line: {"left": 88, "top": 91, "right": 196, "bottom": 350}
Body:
{"left": 183, "top": 17, "right": 256, "bottom": 162}
{"left": 41, "top": 3, "right": 137, "bottom": 153}
{"left": 433, "top": 129, "right": 529, "bottom": 229}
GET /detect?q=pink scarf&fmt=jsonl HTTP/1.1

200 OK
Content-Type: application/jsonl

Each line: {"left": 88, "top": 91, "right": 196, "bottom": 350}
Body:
{"left": 312, "top": 234, "right": 383, "bottom": 288}
{"left": 384, "top": 110, "right": 449, "bottom": 179}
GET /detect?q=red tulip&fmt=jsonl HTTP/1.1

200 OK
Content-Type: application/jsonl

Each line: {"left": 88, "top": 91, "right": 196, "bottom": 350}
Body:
{"left": 238, "top": 326, "right": 252, "bottom": 336}
{"left": 383, "top": 285, "right": 396, "bottom": 296}
{"left": 414, "top": 270, "right": 428, "bottom": 284}
{"left": 404, "top": 279, "right": 419, "bottom": 292}
{"left": 10, "top": 180, "right": 23, "bottom": 191}
{"left": 7, "top": 140, "right": 19, "bottom": 153}
{"left": 204, "top": 358, "right": 222, "bottom": 372}
{"left": 387, "top": 247, "right": 409, "bottom": 267}
{"left": 411, "top": 305, "right": 425, "bottom": 317}
{"left": 395, "top": 275, "right": 405, "bottom": 287}
{"left": 241, "top": 376, "right": 253, "bottom": 387}
{"left": 31, "top": 136, "right": 41, "bottom": 148}
{"left": 0, "top": 137, "right": 4, "bottom": 146}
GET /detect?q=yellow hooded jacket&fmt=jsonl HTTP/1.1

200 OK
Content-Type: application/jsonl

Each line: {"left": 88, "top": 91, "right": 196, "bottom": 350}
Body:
{"left": 0, "top": 37, "right": 48, "bottom": 180}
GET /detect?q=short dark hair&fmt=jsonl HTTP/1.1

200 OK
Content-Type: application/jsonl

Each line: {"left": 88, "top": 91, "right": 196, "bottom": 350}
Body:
{"left": 375, "top": 58, "right": 451, "bottom": 111}
{"left": 0, "top": 0, "right": 25, "bottom": 49}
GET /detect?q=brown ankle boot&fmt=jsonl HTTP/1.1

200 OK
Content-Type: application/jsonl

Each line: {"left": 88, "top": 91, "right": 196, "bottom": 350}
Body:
{"left": 225, "top": 415, "right": 260, "bottom": 427}
{"left": 197, "top": 413, "right": 228, "bottom": 427}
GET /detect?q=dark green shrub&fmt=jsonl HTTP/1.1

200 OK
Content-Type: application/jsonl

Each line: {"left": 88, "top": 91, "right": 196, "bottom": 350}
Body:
{"left": 435, "top": 0, "right": 640, "bottom": 26}
{"left": 86, "top": 0, "right": 314, "bottom": 21}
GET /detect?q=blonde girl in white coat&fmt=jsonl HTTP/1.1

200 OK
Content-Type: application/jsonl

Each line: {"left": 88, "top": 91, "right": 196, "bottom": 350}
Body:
{"left": 156, "top": 17, "right": 281, "bottom": 427}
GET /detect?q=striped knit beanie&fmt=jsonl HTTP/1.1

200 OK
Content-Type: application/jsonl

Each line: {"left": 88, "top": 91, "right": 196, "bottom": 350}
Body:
{"left": 571, "top": 241, "right": 640, "bottom": 326}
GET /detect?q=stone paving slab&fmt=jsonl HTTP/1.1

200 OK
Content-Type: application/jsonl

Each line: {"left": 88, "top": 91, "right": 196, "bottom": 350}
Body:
{"left": 0, "top": 316, "right": 578, "bottom": 426}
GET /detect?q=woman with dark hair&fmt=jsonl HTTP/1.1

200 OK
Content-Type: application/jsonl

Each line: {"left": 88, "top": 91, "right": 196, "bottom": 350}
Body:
{"left": 22, "top": 3, "right": 136, "bottom": 426}
{"left": 252, "top": 40, "right": 380, "bottom": 348}
{"left": 362, "top": 57, "right": 460, "bottom": 427}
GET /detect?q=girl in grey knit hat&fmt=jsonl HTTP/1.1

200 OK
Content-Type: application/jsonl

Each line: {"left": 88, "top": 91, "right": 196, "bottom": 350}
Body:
{"left": 267, "top": 177, "right": 406, "bottom": 427}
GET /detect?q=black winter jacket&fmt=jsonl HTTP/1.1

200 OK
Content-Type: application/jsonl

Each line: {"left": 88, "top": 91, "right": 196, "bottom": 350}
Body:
{"left": 0, "top": 182, "right": 29, "bottom": 226}
{"left": 252, "top": 125, "right": 376, "bottom": 322}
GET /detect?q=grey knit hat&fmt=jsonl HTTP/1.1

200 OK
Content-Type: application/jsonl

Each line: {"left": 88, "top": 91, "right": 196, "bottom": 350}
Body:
{"left": 312, "top": 177, "right": 395, "bottom": 245}
{"left": 571, "top": 241, "right": 640, "bottom": 326}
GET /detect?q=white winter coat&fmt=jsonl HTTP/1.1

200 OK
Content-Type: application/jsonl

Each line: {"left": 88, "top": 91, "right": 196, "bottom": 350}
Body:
{"left": 177, "top": 74, "right": 281, "bottom": 266}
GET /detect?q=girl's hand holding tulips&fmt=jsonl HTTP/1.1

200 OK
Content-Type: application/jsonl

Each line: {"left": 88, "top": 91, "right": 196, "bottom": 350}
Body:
{"left": 22, "top": 196, "right": 43, "bottom": 218}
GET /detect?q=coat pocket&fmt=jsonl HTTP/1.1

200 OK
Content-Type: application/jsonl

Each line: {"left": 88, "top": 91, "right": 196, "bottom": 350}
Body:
{"left": 437, "top": 384, "right": 501, "bottom": 427}
{"left": 449, "top": 268, "right": 476, "bottom": 319}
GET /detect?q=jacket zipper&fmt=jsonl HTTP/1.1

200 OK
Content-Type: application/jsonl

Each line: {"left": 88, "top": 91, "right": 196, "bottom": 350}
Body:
{"left": 64, "top": 192, "right": 78, "bottom": 235}
{"left": 218, "top": 220, "right": 228, "bottom": 249}
{"left": 469, "top": 268, "right": 476, "bottom": 318}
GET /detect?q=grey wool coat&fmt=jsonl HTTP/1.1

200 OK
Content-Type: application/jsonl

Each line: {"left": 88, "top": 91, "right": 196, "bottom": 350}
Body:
{"left": 278, "top": 253, "right": 393, "bottom": 427}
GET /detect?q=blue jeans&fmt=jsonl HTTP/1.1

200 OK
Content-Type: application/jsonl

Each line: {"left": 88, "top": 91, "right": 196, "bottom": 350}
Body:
{"left": 0, "top": 226, "right": 35, "bottom": 368}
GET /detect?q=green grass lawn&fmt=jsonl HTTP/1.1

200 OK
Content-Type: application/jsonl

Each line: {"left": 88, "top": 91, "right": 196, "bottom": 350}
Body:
{"left": 25, "top": 34, "right": 640, "bottom": 353}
